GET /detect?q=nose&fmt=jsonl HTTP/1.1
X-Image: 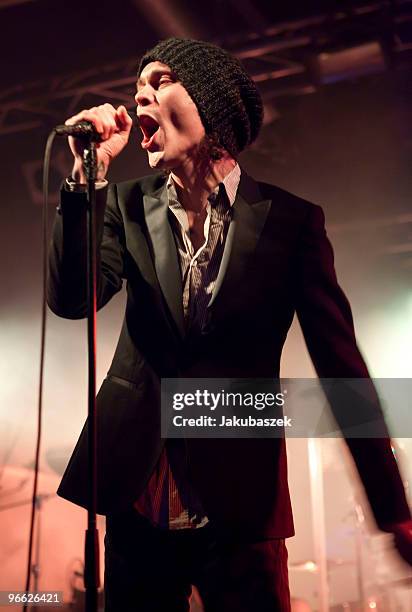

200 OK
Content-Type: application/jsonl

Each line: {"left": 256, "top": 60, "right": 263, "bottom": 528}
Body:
{"left": 135, "top": 85, "right": 155, "bottom": 107}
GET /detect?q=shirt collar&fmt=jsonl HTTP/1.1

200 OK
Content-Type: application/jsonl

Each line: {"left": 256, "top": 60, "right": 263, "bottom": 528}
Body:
{"left": 166, "top": 163, "right": 241, "bottom": 208}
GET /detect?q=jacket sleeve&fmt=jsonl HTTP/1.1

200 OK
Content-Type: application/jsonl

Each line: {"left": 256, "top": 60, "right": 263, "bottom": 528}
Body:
{"left": 47, "top": 183, "right": 124, "bottom": 319}
{"left": 295, "top": 203, "right": 411, "bottom": 530}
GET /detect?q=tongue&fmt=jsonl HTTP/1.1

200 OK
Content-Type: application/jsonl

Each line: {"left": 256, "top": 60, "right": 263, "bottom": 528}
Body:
{"left": 142, "top": 126, "right": 160, "bottom": 149}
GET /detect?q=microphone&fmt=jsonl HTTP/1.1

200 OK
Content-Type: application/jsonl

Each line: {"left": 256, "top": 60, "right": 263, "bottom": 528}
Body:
{"left": 54, "top": 121, "right": 102, "bottom": 141}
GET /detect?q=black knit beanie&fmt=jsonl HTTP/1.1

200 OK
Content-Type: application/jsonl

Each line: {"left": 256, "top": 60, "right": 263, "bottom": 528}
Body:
{"left": 138, "top": 38, "right": 263, "bottom": 157}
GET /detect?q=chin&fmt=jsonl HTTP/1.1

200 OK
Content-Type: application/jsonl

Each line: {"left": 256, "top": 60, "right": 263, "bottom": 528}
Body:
{"left": 147, "top": 151, "right": 166, "bottom": 168}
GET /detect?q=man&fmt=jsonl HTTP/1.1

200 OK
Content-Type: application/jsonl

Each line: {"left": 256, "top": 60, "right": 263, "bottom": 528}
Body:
{"left": 48, "top": 38, "right": 412, "bottom": 611}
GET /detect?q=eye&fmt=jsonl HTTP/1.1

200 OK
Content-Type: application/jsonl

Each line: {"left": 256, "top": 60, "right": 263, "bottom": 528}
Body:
{"left": 158, "top": 75, "right": 173, "bottom": 87}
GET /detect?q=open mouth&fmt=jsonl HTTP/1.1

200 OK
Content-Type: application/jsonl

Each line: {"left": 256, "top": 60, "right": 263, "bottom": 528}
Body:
{"left": 138, "top": 114, "right": 160, "bottom": 148}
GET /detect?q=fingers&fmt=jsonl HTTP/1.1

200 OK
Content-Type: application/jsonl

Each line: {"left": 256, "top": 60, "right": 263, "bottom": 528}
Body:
{"left": 98, "top": 104, "right": 118, "bottom": 140}
{"left": 65, "top": 104, "right": 132, "bottom": 141}
{"left": 65, "top": 103, "right": 133, "bottom": 170}
{"left": 65, "top": 108, "right": 105, "bottom": 137}
{"left": 115, "top": 105, "right": 133, "bottom": 135}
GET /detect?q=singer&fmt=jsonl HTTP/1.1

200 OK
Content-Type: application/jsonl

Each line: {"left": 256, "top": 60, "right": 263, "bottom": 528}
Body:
{"left": 47, "top": 38, "right": 412, "bottom": 612}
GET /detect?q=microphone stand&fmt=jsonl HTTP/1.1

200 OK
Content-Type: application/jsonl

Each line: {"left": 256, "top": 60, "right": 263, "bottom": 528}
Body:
{"left": 82, "top": 141, "right": 100, "bottom": 612}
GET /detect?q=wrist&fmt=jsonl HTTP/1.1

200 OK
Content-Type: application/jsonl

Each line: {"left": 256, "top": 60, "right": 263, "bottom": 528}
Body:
{"left": 96, "top": 158, "right": 109, "bottom": 181}
{"left": 65, "top": 175, "right": 108, "bottom": 193}
{"left": 72, "top": 157, "right": 108, "bottom": 182}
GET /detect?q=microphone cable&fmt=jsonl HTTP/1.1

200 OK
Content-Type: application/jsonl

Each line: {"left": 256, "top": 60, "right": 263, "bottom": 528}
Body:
{"left": 22, "top": 130, "right": 56, "bottom": 612}
{"left": 22, "top": 113, "right": 136, "bottom": 609}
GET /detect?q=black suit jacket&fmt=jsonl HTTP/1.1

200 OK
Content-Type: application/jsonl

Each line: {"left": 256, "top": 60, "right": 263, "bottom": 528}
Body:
{"left": 47, "top": 170, "right": 411, "bottom": 538}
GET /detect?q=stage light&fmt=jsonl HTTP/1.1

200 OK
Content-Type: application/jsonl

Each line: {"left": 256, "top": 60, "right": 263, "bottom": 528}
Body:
{"left": 314, "top": 42, "right": 386, "bottom": 85}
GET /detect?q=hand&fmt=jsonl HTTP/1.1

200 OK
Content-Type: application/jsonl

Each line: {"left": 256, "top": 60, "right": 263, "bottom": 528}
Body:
{"left": 65, "top": 103, "right": 133, "bottom": 182}
{"left": 391, "top": 519, "right": 412, "bottom": 565}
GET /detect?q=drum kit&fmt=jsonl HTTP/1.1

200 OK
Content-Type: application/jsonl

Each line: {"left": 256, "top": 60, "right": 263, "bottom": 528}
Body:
{"left": 1, "top": 443, "right": 411, "bottom": 611}
{"left": 0, "top": 456, "right": 315, "bottom": 611}
{"left": 285, "top": 439, "right": 412, "bottom": 612}
{"left": 0, "top": 451, "right": 105, "bottom": 610}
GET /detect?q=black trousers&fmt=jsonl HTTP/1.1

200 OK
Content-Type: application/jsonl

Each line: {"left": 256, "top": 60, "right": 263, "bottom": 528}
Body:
{"left": 104, "top": 510, "right": 291, "bottom": 612}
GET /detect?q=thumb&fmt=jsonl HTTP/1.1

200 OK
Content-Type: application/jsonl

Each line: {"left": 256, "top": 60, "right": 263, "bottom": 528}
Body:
{"left": 117, "top": 105, "right": 133, "bottom": 133}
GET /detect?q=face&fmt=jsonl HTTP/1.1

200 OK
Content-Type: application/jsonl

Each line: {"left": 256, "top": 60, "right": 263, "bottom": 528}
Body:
{"left": 135, "top": 61, "right": 206, "bottom": 170}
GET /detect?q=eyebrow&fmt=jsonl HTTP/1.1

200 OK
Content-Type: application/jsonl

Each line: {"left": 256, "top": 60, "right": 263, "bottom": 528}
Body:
{"left": 136, "top": 68, "right": 174, "bottom": 89}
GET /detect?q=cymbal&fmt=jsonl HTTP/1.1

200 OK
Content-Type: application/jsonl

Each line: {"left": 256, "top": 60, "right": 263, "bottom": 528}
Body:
{"left": 382, "top": 576, "right": 412, "bottom": 587}
{"left": 0, "top": 465, "right": 57, "bottom": 509}
{"left": 0, "top": 465, "right": 105, "bottom": 603}
{"left": 288, "top": 558, "right": 356, "bottom": 572}
{"left": 288, "top": 560, "right": 317, "bottom": 572}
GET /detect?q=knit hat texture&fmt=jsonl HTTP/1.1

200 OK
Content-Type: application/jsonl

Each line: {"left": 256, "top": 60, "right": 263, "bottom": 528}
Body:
{"left": 138, "top": 38, "right": 263, "bottom": 157}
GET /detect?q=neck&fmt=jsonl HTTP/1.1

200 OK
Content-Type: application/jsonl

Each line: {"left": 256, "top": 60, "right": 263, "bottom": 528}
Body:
{"left": 171, "top": 152, "right": 236, "bottom": 213}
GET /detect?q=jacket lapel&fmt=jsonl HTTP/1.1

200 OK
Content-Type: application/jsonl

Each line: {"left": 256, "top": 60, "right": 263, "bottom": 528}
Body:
{"left": 208, "top": 171, "right": 272, "bottom": 309}
{"left": 143, "top": 181, "right": 185, "bottom": 338}
{"left": 141, "top": 171, "right": 271, "bottom": 335}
